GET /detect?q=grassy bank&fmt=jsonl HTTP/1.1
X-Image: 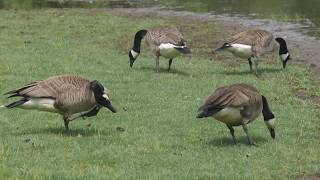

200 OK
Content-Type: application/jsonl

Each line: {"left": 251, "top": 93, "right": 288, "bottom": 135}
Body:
{"left": 0, "top": 9, "right": 319, "bottom": 179}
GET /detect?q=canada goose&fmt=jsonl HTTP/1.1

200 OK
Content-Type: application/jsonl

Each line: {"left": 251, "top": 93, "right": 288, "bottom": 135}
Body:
{"left": 197, "top": 84, "right": 275, "bottom": 145}
{"left": 4, "top": 75, "right": 117, "bottom": 130}
{"left": 214, "top": 29, "right": 291, "bottom": 76}
{"left": 129, "top": 27, "right": 191, "bottom": 72}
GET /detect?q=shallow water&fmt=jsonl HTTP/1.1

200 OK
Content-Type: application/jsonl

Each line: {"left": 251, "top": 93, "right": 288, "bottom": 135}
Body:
{"left": 0, "top": 0, "right": 319, "bottom": 38}
{"left": 162, "top": 0, "right": 320, "bottom": 38}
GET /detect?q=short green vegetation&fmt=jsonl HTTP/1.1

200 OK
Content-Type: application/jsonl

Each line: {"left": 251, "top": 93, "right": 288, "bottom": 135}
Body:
{"left": 0, "top": 9, "right": 319, "bottom": 179}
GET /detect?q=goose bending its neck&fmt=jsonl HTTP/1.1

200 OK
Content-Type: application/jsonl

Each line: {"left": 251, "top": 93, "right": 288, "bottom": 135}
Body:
{"left": 128, "top": 27, "right": 191, "bottom": 72}
{"left": 214, "top": 29, "right": 291, "bottom": 76}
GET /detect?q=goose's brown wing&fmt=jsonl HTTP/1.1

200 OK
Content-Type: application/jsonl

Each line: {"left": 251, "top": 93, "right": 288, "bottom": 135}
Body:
{"left": 252, "top": 31, "right": 274, "bottom": 54}
{"left": 200, "top": 84, "right": 260, "bottom": 110}
{"left": 149, "top": 27, "right": 184, "bottom": 45}
{"left": 203, "top": 88, "right": 249, "bottom": 109}
{"left": 54, "top": 86, "right": 94, "bottom": 113}
{"left": 228, "top": 29, "right": 273, "bottom": 48}
{"left": 5, "top": 75, "right": 90, "bottom": 99}
{"left": 228, "top": 30, "right": 256, "bottom": 46}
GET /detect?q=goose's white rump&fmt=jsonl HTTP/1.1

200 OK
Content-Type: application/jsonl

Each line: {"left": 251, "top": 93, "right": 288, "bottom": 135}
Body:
{"left": 19, "top": 98, "right": 59, "bottom": 113}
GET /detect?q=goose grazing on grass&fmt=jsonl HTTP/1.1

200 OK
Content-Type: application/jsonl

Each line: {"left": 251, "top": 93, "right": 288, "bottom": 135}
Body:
{"left": 214, "top": 29, "right": 291, "bottom": 76}
{"left": 129, "top": 27, "right": 191, "bottom": 72}
{"left": 4, "top": 75, "right": 117, "bottom": 130}
{"left": 197, "top": 84, "right": 276, "bottom": 145}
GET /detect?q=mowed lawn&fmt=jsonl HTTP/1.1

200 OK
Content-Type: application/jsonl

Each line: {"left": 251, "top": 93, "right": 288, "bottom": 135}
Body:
{"left": 0, "top": 9, "right": 319, "bottom": 179}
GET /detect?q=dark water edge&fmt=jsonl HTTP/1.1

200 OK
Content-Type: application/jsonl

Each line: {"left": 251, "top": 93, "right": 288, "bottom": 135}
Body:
{"left": 0, "top": 0, "right": 319, "bottom": 38}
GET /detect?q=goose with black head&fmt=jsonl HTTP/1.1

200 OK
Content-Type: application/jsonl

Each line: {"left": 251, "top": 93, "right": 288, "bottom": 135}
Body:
{"left": 197, "top": 84, "right": 276, "bottom": 145}
{"left": 129, "top": 27, "right": 191, "bottom": 72}
{"left": 215, "top": 29, "right": 291, "bottom": 76}
{"left": 4, "top": 75, "right": 116, "bottom": 130}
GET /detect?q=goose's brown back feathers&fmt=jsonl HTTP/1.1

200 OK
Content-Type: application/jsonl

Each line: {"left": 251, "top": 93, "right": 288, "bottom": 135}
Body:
{"left": 5, "top": 75, "right": 96, "bottom": 115}
{"left": 146, "top": 27, "right": 185, "bottom": 46}
{"left": 200, "top": 84, "right": 261, "bottom": 110}
{"left": 227, "top": 29, "right": 276, "bottom": 54}
{"left": 198, "top": 84, "right": 263, "bottom": 125}
{"left": 6, "top": 75, "right": 90, "bottom": 99}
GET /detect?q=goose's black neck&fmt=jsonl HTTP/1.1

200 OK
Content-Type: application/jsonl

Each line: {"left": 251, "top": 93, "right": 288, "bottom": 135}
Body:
{"left": 132, "top": 29, "right": 147, "bottom": 53}
{"left": 275, "top": 37, "right": 288, "bottom": 55}
{"left": 261, "top": 95, "right": 275, "bottom": 121}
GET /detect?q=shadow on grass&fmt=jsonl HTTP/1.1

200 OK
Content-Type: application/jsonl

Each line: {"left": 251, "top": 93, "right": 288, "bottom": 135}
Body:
{"left": 137, "top": 66, "right": 190, "bottom": 76}
{"left": 17, "top": 127, "right": 112, "bottom": 137}
{"left": 218, "top": 67, "right": 283, "bottom": 76}
{"left": 207, "top": 136, "right": 269, "bottom": 147}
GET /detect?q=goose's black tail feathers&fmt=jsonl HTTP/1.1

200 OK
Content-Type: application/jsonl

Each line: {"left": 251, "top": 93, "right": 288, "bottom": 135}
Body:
{"left": 4, "top": 82, "right": 38, "bottom": 98}
{"left": 197, "top": 106, "right": 223, "bottom": 118}
{"left": 5, "top": 98, "right": 28, "bottom": 108}
{"left": 175, "top": 47, "right": 191, "bottom": 54}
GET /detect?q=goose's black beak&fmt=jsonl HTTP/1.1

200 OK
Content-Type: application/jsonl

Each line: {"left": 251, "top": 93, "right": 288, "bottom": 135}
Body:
{"left": 101, "top": 94, "right": 117, "bottom": 113}
{"left": 214, "top": 43, "right": 231, "bottom": 52}
{"left": 176, "top": 47, "right": 191, "bottom": 54}
{"left": 264, "top": 118, "right": 276, "bottom": 139}
{"left": 129, "top": 58, "right": 135, "bottom": 68}
{"left": 105, "top": 101, "right": 117, "bottom": 113}
{"left": 129, "top": 51, "right": 136, "bottom": 68}
{"left": 282, "top": 56, "right": 290, "bottom": 69}
{"left": 269, "top": 128, "right": 275, "bottom": 139}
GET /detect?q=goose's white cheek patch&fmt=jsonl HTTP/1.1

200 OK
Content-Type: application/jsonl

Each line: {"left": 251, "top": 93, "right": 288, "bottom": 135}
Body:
{"left": 265, "top": 118, "right": 276, "bottom": 129}
{"left": 102, "top": 94, "right": 109, "bottom": 100}
{"left": 280, "top": 53, "right": 289, "bottom": 61}
{"left": 130, "top": 50, "right": 139, "bottom": 59}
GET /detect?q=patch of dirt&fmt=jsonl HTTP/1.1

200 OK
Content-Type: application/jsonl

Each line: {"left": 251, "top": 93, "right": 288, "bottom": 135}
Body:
{"left": 295, "top": 173, "right": 320, "bottom": 180}
{"left": 295, "top": 91, "right": 320, "bottom": 105}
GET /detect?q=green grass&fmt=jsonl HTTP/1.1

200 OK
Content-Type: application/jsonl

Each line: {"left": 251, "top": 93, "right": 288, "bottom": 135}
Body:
{"left": 0, "top": 9, "right": 319, "bottom": 179}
